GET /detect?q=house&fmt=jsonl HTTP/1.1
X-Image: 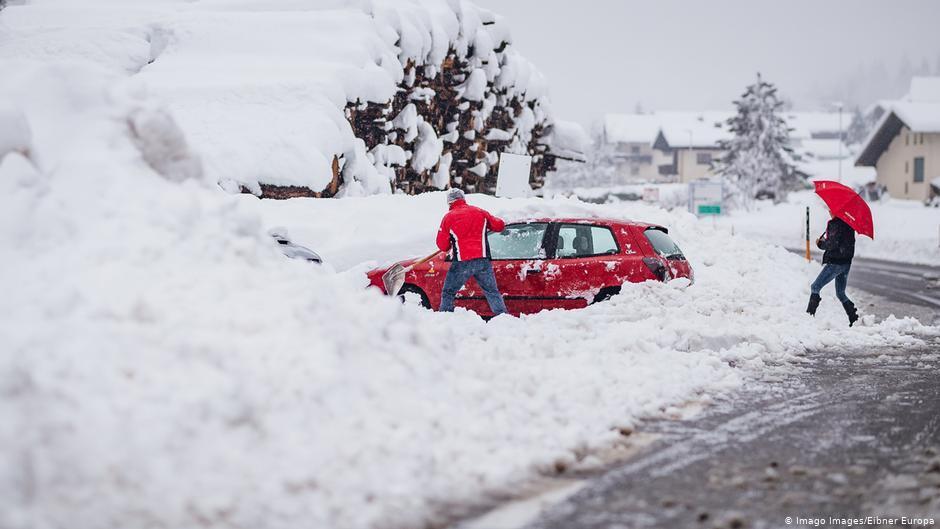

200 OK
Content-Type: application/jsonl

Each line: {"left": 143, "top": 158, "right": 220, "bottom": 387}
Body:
{"left": 855, "top": 77, "right": 940, "bottom": 202}
{"left": 600, "top": 110, "right": 855, "bottom": 186}
{"left": 601, "top": 112, "right": 731, "bottom": 183}
{"left": 600, "top": 113, "right": 667, "bottom": 182}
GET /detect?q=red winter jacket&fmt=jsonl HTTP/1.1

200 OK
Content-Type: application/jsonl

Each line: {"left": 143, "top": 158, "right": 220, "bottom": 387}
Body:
{"left": 436, "top": 199, "right": 506, "bottom": 261}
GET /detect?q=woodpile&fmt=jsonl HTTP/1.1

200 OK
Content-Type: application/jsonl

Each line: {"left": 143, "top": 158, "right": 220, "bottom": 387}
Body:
{"left": 243, "top": 5, "right": 580, "bottom": 200}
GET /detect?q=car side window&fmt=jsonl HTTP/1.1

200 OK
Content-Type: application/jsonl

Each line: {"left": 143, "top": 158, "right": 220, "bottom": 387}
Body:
{"left": 487, "top": 223, "right": 548, "bottom": 260}
{"left": 555, "top": 224, "right": 619, "bottom": 258}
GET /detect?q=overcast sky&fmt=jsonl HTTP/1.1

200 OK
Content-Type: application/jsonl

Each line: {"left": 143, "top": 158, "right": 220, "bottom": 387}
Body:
{"left": 473, "top": 0, "right": 940, "bottom": 128}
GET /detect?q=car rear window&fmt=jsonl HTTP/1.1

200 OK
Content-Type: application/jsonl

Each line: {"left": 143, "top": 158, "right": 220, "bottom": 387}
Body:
{"left": 644, "top": 228, "right": 685, "bottom": 260}
{"left": 488, "top": 223, "right": 548, "bottom": 260}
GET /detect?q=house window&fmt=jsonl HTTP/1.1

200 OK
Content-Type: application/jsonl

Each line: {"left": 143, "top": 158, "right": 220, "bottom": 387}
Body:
{"left": 906, "top": 133, "right": 910, "bottom": 146}
{"left": 913, "top": 157, "right": 924, "bottom": 183}
{"left": 630, "top": 165, "right": 640, "bottom": 176}
{"left": 631, "top": 145, "right": 640, "bottom": 154}
{"left": 905, "top": 161, "right": 909, "bottom": 173}
{"left": 696, "top": 152, "right": 712, "bottom": 165}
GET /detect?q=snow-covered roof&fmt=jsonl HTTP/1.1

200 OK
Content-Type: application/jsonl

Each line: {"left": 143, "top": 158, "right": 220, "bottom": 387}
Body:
{"left": 546, "top": 120, "right": 589, "bottom": 161}
{"left": 655, "top": 111, "right": 732, "bottom": 148}
{"left": 890, "top": 101, "right": 940, "bottom": 132}
{"left": 784, "top": 111, "right": 844, "bottom": 139}
{"left": 855, "top": 101, "right": 940, "bottom": 166}
{"left": 603, "top": 114, "right": 661, "bottom": 144}
{"left": 796, "top": 138, "right": 849, "bottom": 159}
{"left": 906, "top": 76, "right": 940, "bottom": 103}
{"left": 603, "top": 111, "right": 731, "bottom": 148}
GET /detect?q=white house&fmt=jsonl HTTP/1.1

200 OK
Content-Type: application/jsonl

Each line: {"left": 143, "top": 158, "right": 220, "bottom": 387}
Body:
{"left": 600, "top": 110, "right": 855, "bottom": 185}
{"left": 602, "top": 112, "right": 731, "bottom": 183}
{"left": 855, "top": 77, "right": 940, "bottom": 203}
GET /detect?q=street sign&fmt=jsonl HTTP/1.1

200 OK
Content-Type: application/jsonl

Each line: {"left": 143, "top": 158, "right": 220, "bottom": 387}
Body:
{"left": 689, "top": 181, "right": 723, "bottom": 217}
{"left": 697, "top": 204, "right": 721, "bottom": 215}
{"left": 495, "top": 153, "right": 532, "bottom": 198}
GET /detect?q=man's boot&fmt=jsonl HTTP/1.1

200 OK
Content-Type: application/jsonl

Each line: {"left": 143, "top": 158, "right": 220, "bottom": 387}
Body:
{"left": 806, "top": 293, "right": 821, "bottom": 316}
{"left": 843, "top": 300, "right": 859, "bottom": 327}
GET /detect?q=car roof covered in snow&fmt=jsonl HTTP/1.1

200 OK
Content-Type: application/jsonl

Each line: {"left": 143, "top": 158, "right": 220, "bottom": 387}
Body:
{"left": 512, "top": 217, "right": 665, "bottom": 230}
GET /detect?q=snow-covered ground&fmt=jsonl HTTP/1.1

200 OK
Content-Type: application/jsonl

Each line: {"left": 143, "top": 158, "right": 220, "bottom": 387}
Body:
{"left": 2, "top": 2, "right": 939, "bottom": 529}
{"left": 714, "top": 191, "right": 940, "bottom": 265}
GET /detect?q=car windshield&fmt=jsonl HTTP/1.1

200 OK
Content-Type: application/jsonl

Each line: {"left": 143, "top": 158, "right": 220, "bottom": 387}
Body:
{"left": 644, "top": 228, "right": 684, "bottom": 259}
{"left": 488, "top": 223, "right": 548, "bottom": 260}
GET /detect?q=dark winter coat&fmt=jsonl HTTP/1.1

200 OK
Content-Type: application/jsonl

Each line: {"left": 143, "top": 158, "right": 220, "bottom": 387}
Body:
{"left": 817, "top": 217, "right": 855, "bottom": 265}
{"left": 436, "top": 199, "right": 506, "bottom": 261}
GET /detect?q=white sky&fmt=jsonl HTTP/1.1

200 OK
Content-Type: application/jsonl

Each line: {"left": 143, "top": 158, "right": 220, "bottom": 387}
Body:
{"left": 473, "top": 0, "right": 940, "bottom": 127}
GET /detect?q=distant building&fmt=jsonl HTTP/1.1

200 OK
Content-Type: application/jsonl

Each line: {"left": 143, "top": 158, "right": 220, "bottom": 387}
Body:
{"left": 602, "top": 112, "right": 731, "bottom": 184}
{"left": 600, "top": 110, "right": 852, "bottom": 185}
{"left": 855, "top": 77, "right": 940, "bottom": 202}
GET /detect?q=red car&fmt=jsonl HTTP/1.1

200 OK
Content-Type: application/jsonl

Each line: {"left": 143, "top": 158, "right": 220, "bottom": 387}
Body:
{"left": 367, "top": 218, "right": 693, "bottom": 317}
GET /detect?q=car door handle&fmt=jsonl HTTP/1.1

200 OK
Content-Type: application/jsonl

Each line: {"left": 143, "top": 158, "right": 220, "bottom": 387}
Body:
{"left": 526, "top": 269, "right": 542, "bottom": 274}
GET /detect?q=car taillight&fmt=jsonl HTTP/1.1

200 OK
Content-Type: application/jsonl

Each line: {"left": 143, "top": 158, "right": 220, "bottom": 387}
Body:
{"left": 642, "top": 257, "right": 670, "bottom": 282}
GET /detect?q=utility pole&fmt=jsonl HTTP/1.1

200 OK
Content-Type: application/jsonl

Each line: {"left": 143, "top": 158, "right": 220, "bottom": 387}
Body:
{"left": 835, "top": 102, "right": 844, "bottom": 183}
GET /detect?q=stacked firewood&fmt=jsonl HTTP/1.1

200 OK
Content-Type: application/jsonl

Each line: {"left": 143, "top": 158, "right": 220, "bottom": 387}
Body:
{"left": 340, "top": 47, "right": 558, "bottom": 198}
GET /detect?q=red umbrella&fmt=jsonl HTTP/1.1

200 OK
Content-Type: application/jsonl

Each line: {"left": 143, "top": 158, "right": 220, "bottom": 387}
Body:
{"left": 813, "top": 180, "right": 874, "bottom": 239}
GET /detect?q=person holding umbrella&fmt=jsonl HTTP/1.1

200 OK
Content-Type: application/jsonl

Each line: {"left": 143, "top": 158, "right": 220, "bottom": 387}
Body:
{"left": 806, "top": 181, "right": 874, "bottom": 326}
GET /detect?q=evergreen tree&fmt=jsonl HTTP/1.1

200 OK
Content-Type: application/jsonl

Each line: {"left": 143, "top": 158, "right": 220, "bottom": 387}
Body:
{"left": 845, "top": 106, "right": 870, "bottom": 146}
{"left": 715, "top": 73, "right": 798, "bottom": 208}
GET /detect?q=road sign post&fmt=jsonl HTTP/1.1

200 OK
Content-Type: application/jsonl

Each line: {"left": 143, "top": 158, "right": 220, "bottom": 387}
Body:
{"left": 688, "top": 182, "right": 723, "bottom": 217}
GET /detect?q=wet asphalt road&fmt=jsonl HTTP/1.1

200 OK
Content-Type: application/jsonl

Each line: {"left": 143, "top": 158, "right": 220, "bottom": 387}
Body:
{"left": 513, "top": 258, "right": 940, "bottom": 529}
{"left": 524, "top": 349, "right": 940, "bottom": 529}
{"left": 797, "top": 252, "right": 940, "bottom": 311}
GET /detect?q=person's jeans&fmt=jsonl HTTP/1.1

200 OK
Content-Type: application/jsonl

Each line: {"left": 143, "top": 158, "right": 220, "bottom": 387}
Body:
{"left": 811, "top": 263, "right": 852, "bottom": 304}
{"left": 439, "top": 258, "right": 507, "bottom": 315}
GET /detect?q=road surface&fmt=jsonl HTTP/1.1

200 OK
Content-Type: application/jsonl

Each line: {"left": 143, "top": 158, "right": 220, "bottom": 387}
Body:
{"left": 523, "top": 348, "right": 940, "bottom": 529}
{"left": 455, "top": 257, "right": 939, "bottom": 529}
{"left": 796, "top": 252, "right": 940, "bottom": 311}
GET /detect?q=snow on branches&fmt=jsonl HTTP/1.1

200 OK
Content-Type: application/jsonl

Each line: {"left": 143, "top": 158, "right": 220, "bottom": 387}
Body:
{"left": 715, "top": 74, "right": 800, "bottom": 207}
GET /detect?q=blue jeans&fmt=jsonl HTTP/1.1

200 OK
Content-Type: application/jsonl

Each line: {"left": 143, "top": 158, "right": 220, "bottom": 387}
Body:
{"left": 439, "top": 258, "right": 507, "bottom": 315}
{"left": 811, "top": 263, "right": 852, "bottom": 304}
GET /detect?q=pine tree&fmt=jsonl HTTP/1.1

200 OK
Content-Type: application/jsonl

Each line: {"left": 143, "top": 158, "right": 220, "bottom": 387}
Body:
{"left": 715, "top": 73, "right": 798, "bottom": 208}
{"left": 845, "top": 106, "right": 870, "bottom": 146}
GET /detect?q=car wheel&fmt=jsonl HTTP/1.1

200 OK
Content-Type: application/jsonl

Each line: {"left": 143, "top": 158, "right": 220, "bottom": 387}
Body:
{"left": 592, "top": 286, "right": 621, "bottom": 304}
{"left": 398, "top": 284, "right": 431, "bottom": 309}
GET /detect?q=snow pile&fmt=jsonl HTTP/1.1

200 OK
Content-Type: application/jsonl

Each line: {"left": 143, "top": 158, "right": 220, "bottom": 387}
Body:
{"left": 0, "top": 0, "right": 558, "bottom": 197}
{"left": 1, "top": 5, "right": 938, "bottom": 529}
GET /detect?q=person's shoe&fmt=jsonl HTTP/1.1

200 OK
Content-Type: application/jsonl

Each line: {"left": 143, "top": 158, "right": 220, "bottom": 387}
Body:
{"left": 806, "top": 293, "right": 821, "bottom": 316}
{"left": 843, "top": 300, "right": 859, "bottom": 327}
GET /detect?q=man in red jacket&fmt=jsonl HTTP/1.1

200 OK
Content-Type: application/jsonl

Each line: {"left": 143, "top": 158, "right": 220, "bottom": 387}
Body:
{"left": 436, "top": 188, "right": 508, "bottom": 315}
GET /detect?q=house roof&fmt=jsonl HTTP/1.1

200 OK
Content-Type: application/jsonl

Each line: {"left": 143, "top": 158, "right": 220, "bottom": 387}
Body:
{"left": 603, "top": 114, "right": 662, "bottom": 144}
{"left": 907, "top": 77, "right": 940, "bottom": 102}
{"left": 603, "top": 111, "right": 731, "bottom": 148}
{"left": 784, "top": 111, "right": 844, "bottom": 139}
{"left": 855, "top": 101, "right": 940, "bottom": 166}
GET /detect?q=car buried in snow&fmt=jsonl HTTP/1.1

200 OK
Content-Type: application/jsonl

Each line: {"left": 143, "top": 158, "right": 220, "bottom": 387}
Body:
{"left": 269, "top": 227, "right": 323, "bottom": 264}
{"left": 366, "top": 218, "right": 693, "bottom": 317}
